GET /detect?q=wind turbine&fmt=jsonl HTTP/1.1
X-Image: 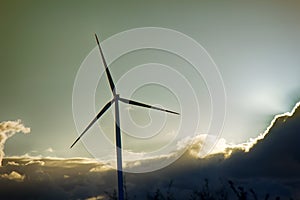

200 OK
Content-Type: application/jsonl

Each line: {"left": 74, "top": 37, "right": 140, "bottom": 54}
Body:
{"left": 70, "top": 34, "right": 180, "bottom": 200}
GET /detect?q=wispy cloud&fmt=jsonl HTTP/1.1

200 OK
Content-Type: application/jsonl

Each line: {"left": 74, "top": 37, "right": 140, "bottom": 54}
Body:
{"left": 45, "top": 148, "right": 54, "bottom": 153}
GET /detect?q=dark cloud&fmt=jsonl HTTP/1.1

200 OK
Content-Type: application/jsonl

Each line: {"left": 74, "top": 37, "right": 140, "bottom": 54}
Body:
{"left": 0, "top": 157, "right": 115, "bottom": 200}
{"left": 0, "top": 103, "right": 299, "bottom": 199}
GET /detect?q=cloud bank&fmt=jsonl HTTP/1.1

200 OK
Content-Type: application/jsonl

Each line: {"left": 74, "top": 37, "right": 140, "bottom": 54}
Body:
{"left": 0, "top": 120, "right": 30, "bottom": 165}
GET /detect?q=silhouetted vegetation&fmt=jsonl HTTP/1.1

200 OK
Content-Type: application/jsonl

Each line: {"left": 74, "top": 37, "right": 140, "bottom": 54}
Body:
{"left": 105, "top": 179, "right": 294, "bottom": 200}
{"left": 146, "top": 180, "right": 175, "bottom": 200}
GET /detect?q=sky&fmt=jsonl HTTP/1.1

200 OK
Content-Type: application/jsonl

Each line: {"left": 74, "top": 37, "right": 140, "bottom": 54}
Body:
{"left": 1, "top": 1, "right": 300, "bottom": 199}
{"left": 1, "top": 0, "right": 300, "bottom": 161}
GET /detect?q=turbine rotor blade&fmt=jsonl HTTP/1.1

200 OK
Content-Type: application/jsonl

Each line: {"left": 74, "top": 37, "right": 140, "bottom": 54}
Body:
{"left": 70, "top": 99, "right": 115, "bottom": 148}
{"left": 119, "top": 97, "right": 180, "bottom": 115}
{"left": 95, "top": 34, "right": 116, "bottom": 96}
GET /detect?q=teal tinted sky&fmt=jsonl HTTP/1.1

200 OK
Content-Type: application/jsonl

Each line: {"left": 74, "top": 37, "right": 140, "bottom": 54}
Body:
{"left": 1, "top": 0, "right": 300, "bottom": 158}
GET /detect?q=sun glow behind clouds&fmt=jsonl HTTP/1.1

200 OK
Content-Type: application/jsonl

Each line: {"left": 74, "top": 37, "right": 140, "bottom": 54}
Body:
{"left": 242, "top": 101, "right": 300, "bottom": 151}
{"left": 244, "top": 87, "right": 287, "bottom": 114}
{"left": 205, "top": 100, "right": 300, "bottom": 157}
